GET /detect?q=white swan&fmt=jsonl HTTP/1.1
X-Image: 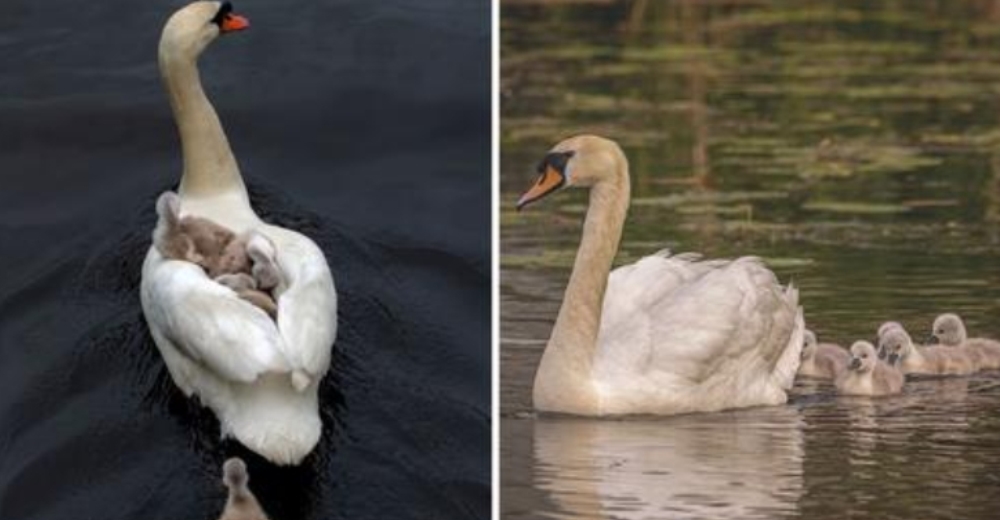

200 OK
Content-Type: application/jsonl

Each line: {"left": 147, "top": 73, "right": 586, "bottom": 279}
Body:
{"left": 140, "top": 1, "right": 337, "bottom": 465}
{"left": 516, "top": 135, "right": 804, "bottom": 415}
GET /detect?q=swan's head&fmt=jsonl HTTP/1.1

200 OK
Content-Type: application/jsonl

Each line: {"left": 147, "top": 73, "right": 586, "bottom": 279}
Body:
{"left": 517, "top": 134, "right": 627, "bottom": 210}
{"left": 930, "top": 313, "right": 966, "bottom": 346}
{"left": 875, "top": 320, "right": 902, "bottom": 359}
{"left": 159, "top": 1, "right": 249, "bottom": 60}
{"left": 801, "top": 329, "right": 817, "bottom": 360}
{"left": 847, "top": 341, "right": 878, "bottom": 373}
{"left": 879, "top": 327, "right": 913, "bottom": 366}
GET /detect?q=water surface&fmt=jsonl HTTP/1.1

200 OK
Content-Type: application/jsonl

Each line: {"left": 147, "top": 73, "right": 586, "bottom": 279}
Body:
{"left": 502, "top": 1, "right": 1000, "bottom": 518}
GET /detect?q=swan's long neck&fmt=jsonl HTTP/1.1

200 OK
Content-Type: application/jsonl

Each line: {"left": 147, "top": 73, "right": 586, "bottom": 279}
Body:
{"left": 159, "top": 46, "right": 247, "bottom": 199}
{"left": 533, "top": 163, "right": 630, "bottom": 413}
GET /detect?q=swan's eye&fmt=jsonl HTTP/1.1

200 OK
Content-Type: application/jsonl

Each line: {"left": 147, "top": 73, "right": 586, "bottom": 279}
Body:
{"left": 211, "top": 1, "right": 234, "bottom": 26}
{"left": 537, "top": 151, "right": 575, "bottom": 175}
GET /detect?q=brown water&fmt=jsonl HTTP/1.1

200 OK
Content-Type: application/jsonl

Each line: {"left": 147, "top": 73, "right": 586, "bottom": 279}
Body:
{"left": 501, "top": 1, "right": 1000, "bottom": 518}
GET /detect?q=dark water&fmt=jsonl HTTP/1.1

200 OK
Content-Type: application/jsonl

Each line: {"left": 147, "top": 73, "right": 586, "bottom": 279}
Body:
{"left": 502, "top": 1, "right": 1000, "bottom": 518}
{"left": 0, "top": 1, "right": 489, "bottom": 519}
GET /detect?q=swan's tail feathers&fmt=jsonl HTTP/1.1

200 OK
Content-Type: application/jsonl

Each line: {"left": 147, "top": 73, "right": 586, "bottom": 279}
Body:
{"left": 771, "top": 283, "right": 805, "bottom": 391}
{"left": 220, "top": 376, "right": 322, "bottom": 466}
{"left": 674, "top": 252, "right": 704, "bottom": 262}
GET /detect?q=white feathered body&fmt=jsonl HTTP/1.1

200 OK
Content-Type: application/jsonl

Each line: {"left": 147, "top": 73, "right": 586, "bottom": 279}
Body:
{"left": 580, "top": 251, "right": 804, "bottom": 415}
{"left": 141, "top": 197, "right": 336, "bottom": 465}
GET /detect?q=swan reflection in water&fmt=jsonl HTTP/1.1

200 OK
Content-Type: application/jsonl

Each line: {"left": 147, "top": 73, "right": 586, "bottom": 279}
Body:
{"left": 532, "top": 406, "right": 805, "bottom": 520}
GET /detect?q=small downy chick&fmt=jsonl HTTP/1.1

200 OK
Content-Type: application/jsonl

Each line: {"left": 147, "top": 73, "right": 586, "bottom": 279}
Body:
{"left": 875, "top": 321, "right": 903, "bottom": 360}
{"left": 929, "top": 313, "right": 1000, "bottom": 371}
{"left": 217, "top": 458, "right": 271, "bottom": 520}
{"left": 797, "top": 330, "right": 850, "bottom": 379}
{"left": 880, "top": 326, "right": 975, "bottom": 376}
{"left": 836, "top": 341, "right": 904, "bottom": 396}
{"left": 154, "top": 191, "right": 283, "bottom": 318}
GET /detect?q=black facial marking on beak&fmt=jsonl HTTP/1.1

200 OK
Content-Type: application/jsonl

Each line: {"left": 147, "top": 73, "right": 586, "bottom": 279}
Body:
{"left": 888, "top": 353, "right": 899, "bottom": 365}
{"left": 849, "top": 357, "right": 861, "bottom": 370}
{"left": 517, "top": 150, "right": 575, "bottom": 211}
{"left": 926, "top": 335, "right": 939, "bottom": 345}
{"left": 212, "top": 1, "right": 234, "bottom": 27}
{"left": 536, "top": 151, "right": 575, "bottom": 175}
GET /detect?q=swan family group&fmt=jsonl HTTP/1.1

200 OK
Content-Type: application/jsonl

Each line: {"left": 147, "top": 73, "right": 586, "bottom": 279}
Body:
{"left": 141, "top": 1, "right": 337, "bottom": 470}
{"left": 801, "top": 313, "right": 1000, "bottom": 396}
{"left": 518, "top": 134, "right": 1000, "bottom": 417}
{"left": 127, "top": 0, "right": 994, "bottom": 516}
{"left": 137, "top": 2, "right": 335, "bottom": 518}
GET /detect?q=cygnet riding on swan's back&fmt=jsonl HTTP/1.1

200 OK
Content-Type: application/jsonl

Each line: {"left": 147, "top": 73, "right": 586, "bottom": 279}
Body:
{"left": 835, "top": 341, "right": 903, "bottom": 396}
{"left": 140, "top": 1, "right": 337, "bottom": 465}
{"left": 517, "top": 135, "right": 804, "bottom": 415}
{"left": 929, "top": 313, "right": 1000, "bottom": 371}
{"left": 797, "top": 329, "right": 849, "bottom": 379}
{"left": 154, "top": 191, "right": 284, "bottom": 318}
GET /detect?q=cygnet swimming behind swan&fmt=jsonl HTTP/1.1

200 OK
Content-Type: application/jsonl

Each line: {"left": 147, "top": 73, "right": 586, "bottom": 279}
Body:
{"left": 836, "top": 341, "right": 904, "bottom": 396}
{"left": 875, "top": 321, "right": 903, "bottom": 359}
{"left": 930, "top": 313, "right": 1000, "bottom": 371}
{"left": 217, "top": 458, "right": 270, "bottom": 520}
{"left": 797, "top": 330, "right": 849, "bottom": 379}
{"left": 141, "top": 1, "right": 338, "bottom": 465}
{"left": 881, "top": 326, "right": 975, "bottom": 376}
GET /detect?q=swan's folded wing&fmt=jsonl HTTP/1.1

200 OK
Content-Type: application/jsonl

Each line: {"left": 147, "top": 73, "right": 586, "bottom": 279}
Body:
{"left": 272, "top": 232, "right": 337, "bottom": 378}
{"left": 142, "top": 252, "right": 291, "bottom": 383}
{"left": 601, "top": 251, "right": 720, "bottom": 333}
{"left": 598, "top": 255, "right": 800, "bottom": 387}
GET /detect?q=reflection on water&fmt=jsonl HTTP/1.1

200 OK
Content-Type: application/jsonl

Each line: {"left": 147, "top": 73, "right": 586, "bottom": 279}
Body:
{"left": 503, "top": 378, "right": 1000, "bottom": 520}
{"left": 534, "top": 408, "right": 804, "bottom": 520}
{"left": 502, "top": 0, "right": 1000, "bottom": 518}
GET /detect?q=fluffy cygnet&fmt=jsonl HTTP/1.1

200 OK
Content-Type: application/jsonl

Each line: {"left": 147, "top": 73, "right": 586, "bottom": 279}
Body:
{"left": 154, "top": 191, "right": 284, "bottom": 318}
{"left": 930, "top": 313, "right": 1000, "bottom": 371}
{"left": 880, "top": 326, "right": 975, "bottom": 376}
{"left": 875, "top": 321, "right": 903, "bottom": 359}
{"left": 797, "top": 330, "right": 850, "bottom": 379}
{"left": 217, "top": 458, "right": 271, "bottom": 520}
{"left": 836, "top": 341, "right": 904, "bottom": 396}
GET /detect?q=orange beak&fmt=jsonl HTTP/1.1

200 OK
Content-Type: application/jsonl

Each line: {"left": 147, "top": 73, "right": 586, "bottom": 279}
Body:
{"left": 516, "top": 166, "right": 565, "bottom": 210}
{"left": 220, "top": 13, "right": 250, "bottom": 33}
